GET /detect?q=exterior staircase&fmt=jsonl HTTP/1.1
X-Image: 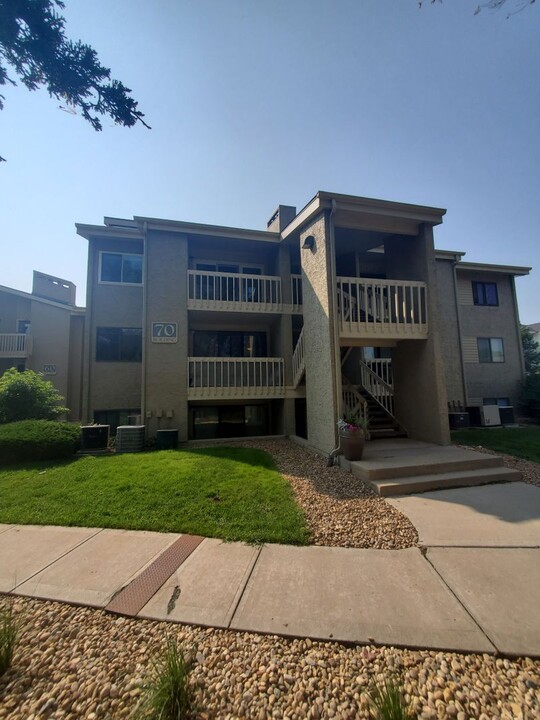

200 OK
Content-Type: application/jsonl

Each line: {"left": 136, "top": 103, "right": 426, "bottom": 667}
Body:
{"left": 359, "top": 388, "right": 406, "bottom": 440}
{"left": 347, "top": 439, "right": 521, "bottom": 497}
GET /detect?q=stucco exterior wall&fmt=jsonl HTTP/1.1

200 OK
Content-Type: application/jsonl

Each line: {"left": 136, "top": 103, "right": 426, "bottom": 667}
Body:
{"left": 84, "top": 237, "right": 144, "bottom": 421}
{"left": 300, "top": 213, "right": 340, "bottom": 454}
{"left": 28, "top": 301, "right": 72, "bottom": 407}
{"left": 435, "top": 258, "right": 466, "bottom": 406}
{"left": 0, "top": 291, "right": 31, "bottom": 333}
{"left": 385, "top": 226, "right": 450, "bottom": 444}
{"left": 144, "top": 230, "right": 189, "bottom": 439}
{"left": 457, "top": 270, "right": 524, "bottom": 406}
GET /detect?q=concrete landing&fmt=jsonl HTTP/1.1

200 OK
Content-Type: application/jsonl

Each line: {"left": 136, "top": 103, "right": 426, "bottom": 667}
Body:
{"left": 350, "top": 439, "right": 520, "bottom": 496}
{"left": 388, "top": 482, "right": 540, "bottom": 547}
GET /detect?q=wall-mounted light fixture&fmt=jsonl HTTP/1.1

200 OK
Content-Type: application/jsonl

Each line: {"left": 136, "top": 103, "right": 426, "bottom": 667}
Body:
{"left": 302, "top": 235, "right": 315, "bottom": 251}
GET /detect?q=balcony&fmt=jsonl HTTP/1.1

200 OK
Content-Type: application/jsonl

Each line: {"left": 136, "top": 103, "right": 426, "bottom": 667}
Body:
{"left": 187, "top": 357, "right": 285, "bottom": 400}
{"left": 337, "top": 277, "right": 428, "bottom": 341}
{"left": 0, "top": 333, "right": 33, "bottom": 358}
{"left": 188, "top": 270, "right": 282, "bottom": 313}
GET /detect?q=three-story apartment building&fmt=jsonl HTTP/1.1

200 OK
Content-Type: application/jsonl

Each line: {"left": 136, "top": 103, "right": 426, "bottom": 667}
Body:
{"left": 74, "top": 191, "right": 530, "bottom": 454}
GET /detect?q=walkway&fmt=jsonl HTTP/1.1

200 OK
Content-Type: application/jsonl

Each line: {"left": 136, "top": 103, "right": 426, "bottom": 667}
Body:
{"left": 1, "top": 482, "right": 539, "bottom": 658}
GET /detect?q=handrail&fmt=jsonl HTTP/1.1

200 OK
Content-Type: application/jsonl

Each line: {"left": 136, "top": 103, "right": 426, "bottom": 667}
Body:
{"left": 341, "top": 374, "right": 370, "bottom": 434}
{"left": 336, "top": 277, "right": 428, "bottom": 337}
{"left": 359, "top": 360, "right": 394, "bottom": 417}
{"left": 0, "top": 333, "right": 32, "bottom": 357}
{"left": 365, "top": 358, "right": 393, "bottom": 387}
{"left": 292, "top": 326, "right": 305, "bottom": 387}
{"left": 291, "top": 274, "right": 303, "bottom": 310}
{"left": 187, "top": 269, "right": 282, "bottom": 308}
{"left": 188, "top": 357, "right": 285, "bottom": 395}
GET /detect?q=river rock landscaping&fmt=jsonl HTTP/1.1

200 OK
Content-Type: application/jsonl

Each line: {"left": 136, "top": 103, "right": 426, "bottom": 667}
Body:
{"left": 0, "top": 596, "right": 538, "bottom": 720}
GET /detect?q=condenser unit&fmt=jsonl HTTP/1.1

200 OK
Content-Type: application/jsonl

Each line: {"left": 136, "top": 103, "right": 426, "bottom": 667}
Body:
{"left": 480, "top": 406, "right": 501, "bottom": 427}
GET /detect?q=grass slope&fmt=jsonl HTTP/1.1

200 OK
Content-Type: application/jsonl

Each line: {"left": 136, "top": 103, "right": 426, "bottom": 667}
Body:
{"left": 452, "top": 427, "right": 540, "bottom": 463}
{"left": 0, "top": 447, "right": 309, "bottom": 545}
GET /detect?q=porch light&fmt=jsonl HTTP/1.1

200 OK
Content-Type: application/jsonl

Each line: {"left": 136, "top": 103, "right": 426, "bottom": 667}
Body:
{"left": 302, "top": 235, "right": 315, "bottom": 251}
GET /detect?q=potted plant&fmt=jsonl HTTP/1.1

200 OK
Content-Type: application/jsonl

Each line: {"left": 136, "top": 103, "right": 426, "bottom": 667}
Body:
{"left": 337, "top": 412, "right": 370, "bottom": 461}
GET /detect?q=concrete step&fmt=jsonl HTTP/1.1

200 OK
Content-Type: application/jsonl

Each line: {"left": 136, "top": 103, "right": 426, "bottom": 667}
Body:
{"left": 369, "top": 429, "right": 408, "bottom": 440}
{"left": 351, "top": 446, "right": 503, "bottom": 482}
{"left": 369, "top": 467, "right": 523, "bottom": 497}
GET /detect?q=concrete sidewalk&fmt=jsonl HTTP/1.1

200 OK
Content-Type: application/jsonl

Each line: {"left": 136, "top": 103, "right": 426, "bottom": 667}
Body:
{"left": 1, "top": 483, "right": 539, "bottom": 658}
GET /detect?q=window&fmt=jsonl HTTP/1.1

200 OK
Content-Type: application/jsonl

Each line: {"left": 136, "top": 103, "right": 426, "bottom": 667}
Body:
{"left": 191, "top": 405, "right": 268, "bottom": 439}
{"left": 483, "top": 398, "right": 510, "bottom": 407}
{"left": 472, "top": 281, "right": 498, "bottom": 306}
{"left": 100, "top": 252, "right": 142, "bottom": 284}
{"left": 477, "top": 337, "right": 505, "bottom": 363}
{"left": 17, "top": 319, "right": 31, "bottom": 333}
{"left": 96, "top": 327, "right": 142, "bottom": 361}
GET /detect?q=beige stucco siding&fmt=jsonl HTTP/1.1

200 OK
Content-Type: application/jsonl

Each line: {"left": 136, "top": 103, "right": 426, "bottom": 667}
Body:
{"left": 144, "top": 230, "right": 189, "bottom": 438}
{"left": 85, "top": 237, "right": 144, "bottom": 420}
{"left": 300, "top": 213, "right": 340, "bottom": 454}
{"left": 435, "top": 258, "right": 465, "bottom": 405}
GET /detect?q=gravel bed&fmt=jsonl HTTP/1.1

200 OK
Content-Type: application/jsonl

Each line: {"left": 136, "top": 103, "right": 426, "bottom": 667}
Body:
{"left": 456, "top": 444, "right": 540, "bottom": 488}
{"left": 1, "top": 596, "right": 538, "bottom": 720}
{"left": 231, "top": 438, "right": 419, "bottom": 550}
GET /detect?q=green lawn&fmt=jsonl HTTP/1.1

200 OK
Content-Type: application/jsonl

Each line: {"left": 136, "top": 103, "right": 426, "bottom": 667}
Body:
{"left": 0, "top": 447, "right": 309, "bottom": 544}
{"left": 452, "top": 426, "right": 540, "bottom": 463}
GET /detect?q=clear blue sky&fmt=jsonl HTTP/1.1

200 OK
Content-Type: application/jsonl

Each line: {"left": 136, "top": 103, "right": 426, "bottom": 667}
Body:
{"left": 0, "top": 0, "right": 538, "bottom": 322}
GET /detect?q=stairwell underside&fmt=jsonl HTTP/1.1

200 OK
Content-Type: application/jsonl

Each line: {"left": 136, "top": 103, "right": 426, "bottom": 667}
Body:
{"left": 347, "top": 439, "right": 521, "bottom": 497}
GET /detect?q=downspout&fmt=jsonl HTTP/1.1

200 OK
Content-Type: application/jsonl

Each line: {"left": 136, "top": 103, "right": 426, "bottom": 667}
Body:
{"left": 452, "top": 257, "right": 469, "bottom": 408}
{"left": 141, "top": 222, "right": 148, "bottom": 429}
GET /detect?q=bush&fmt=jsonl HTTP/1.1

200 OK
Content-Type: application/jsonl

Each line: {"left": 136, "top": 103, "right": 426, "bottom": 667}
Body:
{"left": 521, "top": 372, "right": 540, "bottom": 421}
{"left": 0, "top": 368, "right": 68, "bottom": 424}
{"left": 0, "top": 420, "right": 80, "bottom": 465}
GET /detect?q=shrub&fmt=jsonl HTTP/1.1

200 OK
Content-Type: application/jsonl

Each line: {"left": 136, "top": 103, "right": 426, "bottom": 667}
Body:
{"left": 0, "top": 420, "right": 80, "bottom": 465}
{"left": 521, "top": 372, "right": 540, "bottom": 421}
{"left": 367, "top": 677, "right": 415, "bottom": 720}
{"left": 0, "top": 368, "right": 68, "bottom": 424}
{"left": 133, "top": 637, "right": 194, "bottom": 719}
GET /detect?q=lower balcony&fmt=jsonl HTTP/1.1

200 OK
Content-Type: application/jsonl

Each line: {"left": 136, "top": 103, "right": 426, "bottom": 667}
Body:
{"left": 0, "top": 333, "right": 33, "bottom": 358}
{"left": 187, "top": 357, "right": 285, "bottom": 400}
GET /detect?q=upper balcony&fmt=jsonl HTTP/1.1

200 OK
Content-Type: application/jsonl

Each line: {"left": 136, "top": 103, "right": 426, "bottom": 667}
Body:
{"left": 0, "top": 333, "right": 33, "bottom": 358}
{"left": 337, "top": 277, "right": 428, "bottom": 341}
{"left": 187, "top": 270, "right": 303, "bottom": 314}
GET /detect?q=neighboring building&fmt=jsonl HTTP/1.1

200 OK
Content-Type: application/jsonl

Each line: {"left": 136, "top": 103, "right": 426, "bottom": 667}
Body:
{"left": 0, "top": 271, "right": 85, "bottom": 420}
{"left": 74, "top": 192, "right": 530, "bottom": 453}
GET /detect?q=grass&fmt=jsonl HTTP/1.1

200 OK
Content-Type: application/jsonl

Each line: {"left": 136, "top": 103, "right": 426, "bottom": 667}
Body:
{"left": 367, "top": 677, "right": 415, "bottom": 720}
{"left": 452, "top": 426, "right": 540, "bottom": 463}
{"left": 133, "top": 638, "right": 194, "bottom": 720}
{"left": 0, "top": 447, "right": 309, "bottom": 544}
{"left": 0, "top": 600, "right": 19, "bottom": 677}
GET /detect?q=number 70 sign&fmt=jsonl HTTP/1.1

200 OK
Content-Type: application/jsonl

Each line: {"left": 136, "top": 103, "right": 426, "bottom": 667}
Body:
{"left": 151, "top": 322, "right": 178, "bottom": 343}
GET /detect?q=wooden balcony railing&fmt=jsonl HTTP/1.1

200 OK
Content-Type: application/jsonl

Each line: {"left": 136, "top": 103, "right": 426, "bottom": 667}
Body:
{"left": 187, "top": 357, "right": 285, "bottom": 399}
{"left": 337, "top": 277, "right": 428, "bottom": 339}
{"left": 291, "top": 274, "right": 303, "bottom": 312}
{"left": 0, "top": 333, "right": 33, "bottom": 358}
{"left": 187, "top": 270, "right": 282, "bottom": 312}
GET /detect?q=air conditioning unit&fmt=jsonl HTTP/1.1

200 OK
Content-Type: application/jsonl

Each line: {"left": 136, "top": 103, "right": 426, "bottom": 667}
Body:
{"left": 480, "top": 406, "right": 501, "bottom": 427}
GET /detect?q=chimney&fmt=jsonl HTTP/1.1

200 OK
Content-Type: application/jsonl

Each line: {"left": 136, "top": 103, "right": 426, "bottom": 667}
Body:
{"left": 267, "top": 205, "right": 297, "bottom": 233}
{"left": 32, "top": 271, "right": 76, "bottom": 305}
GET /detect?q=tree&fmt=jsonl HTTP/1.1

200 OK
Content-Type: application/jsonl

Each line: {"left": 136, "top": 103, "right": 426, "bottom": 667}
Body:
{"left": 521, "top": 325, "right": 540, "bottom": 375}
{"left": 418, "top": 0, "right": 536, "bottom": 17}
{"left": 0, "top": 0, "right": 150, "bottom": 161}
{"left": 0, "top": 368, "right": 68, "bottom": 423}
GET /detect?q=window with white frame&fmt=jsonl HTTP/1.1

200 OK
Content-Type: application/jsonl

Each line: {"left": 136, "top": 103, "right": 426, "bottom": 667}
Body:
{"left": 99, "top": 252, "right": 142, "bottom": 284}
{"left": 477, "top": 337, "right": 505, "bottom": 363}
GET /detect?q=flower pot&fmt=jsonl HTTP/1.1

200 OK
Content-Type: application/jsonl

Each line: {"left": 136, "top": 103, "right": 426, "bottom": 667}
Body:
{"left": 339, "top": 429, "right": 365, "bottom": 461}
